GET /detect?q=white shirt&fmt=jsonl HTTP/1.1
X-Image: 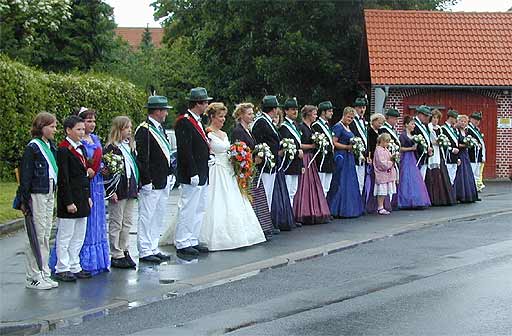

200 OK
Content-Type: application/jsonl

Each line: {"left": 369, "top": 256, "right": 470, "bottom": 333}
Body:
{"left": 66, "top": 137, "right": 83, "bottom": 156}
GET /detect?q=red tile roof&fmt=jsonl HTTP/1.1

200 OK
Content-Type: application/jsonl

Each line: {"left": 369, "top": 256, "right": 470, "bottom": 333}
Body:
{"left": 114, "top": 27, "right": 165, "bottom": 49}
{"left": 364, "top": 10, "right": 512, "bottom": 86}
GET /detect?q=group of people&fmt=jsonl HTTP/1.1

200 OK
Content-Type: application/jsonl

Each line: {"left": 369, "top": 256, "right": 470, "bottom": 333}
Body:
{"left": 16, "top": 87, "right": 485, "bottom": 290}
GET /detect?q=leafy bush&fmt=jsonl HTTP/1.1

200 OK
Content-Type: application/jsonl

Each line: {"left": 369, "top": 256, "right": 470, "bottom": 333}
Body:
{"left": 0, "top": 55, "right": 147, "bottom": 181}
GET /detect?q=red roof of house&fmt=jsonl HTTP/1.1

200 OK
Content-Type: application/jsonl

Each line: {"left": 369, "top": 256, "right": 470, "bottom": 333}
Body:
{"left": 364, "top": 10, "right": 512, "bottom": 86}
{"left": 114, "top": 27, "right": 165, "bottom": 49}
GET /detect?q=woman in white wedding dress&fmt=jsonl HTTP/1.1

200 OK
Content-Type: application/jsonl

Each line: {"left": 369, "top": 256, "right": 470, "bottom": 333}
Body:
{"left": 161, "top": 103, "right": 266, "bottom": 251}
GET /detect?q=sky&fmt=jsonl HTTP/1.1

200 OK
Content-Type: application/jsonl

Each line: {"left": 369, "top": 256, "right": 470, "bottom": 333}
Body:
{"left": 106, "top": 0, "right": 511, "bottom": 28}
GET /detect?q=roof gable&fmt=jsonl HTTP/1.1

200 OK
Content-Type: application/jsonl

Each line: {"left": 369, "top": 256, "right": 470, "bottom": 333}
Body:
{"left": 115, "top": 27, "right": 165, "bottom": 49}
{"left": 363, "top": 10, "right": 512, "bottom": 86}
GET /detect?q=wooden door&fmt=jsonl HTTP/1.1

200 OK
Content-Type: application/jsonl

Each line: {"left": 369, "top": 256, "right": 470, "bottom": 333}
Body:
{"left": 403, "top": 90, "right": 497, "bottom": 178}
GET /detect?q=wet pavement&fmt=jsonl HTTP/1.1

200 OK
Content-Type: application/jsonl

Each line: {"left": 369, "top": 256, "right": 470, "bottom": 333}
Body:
{"left": 0, "top": 181, "right": 510, "bottom": 334}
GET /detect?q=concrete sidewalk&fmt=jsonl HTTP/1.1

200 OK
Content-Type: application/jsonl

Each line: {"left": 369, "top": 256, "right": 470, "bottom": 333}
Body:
{"left": 1, "top": 181, "right": 510, "bottom": 335}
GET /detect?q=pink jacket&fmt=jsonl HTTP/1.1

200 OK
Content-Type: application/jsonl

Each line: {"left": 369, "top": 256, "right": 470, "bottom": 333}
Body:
{"left": 373, "top": 146, "right": 397, "bottom": 184}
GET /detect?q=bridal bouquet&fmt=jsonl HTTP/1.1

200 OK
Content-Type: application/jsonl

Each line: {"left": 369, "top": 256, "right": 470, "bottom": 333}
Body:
{"left": 309, "top": 132, "right": 330, "bottom": 169}
{"left": 463, "top": 134, "right": 479, "bottom": 149}
{"left": 279, "top": 138, "right": 297, "bottom": 171}
{"left": 228, "top": 141, "right": 253, "bottom": 200}
{"left": 387, "top": 140, "right": 400, "bottom": 163}
{"left": 253, "top": 143, "right": 276, "bottom": 188}
{"left": 436, "top": 134, "right": 450, "bottom": 149}
{"left": 411, "top": 134, "right": 427, "bottom": 151}
{"left": 102, "top": 152, "right": 125, "bottom": 199}
{"left": 350, "top": 137, "right": 366, "bottom": 164}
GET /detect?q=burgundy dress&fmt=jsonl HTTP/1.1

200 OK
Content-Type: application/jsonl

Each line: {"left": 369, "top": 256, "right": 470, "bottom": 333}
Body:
{"left": 293, "top": 123, "right": 331, "bottom": 225}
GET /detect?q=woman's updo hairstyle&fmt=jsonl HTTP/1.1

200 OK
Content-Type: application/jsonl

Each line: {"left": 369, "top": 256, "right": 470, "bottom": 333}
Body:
{"left": 232, "top": 103, "right": 254, "bottom": 121}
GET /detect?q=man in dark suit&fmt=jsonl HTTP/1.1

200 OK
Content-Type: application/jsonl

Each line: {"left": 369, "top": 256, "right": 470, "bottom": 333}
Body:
{"left": 279, "top": 98, "right": 304, "bottom": 207}
{"left": 54, "top": 115, "right": 92, "bottom": 282}
{"left": 174, "top": 87, "right": 213, "bottom": 256}
{"left": 412, "top": 105, "right": 434, "bottom": 180}
{"left": 441, "top": 109, "right": 461, "bottom": 186}
{"left": 135, "top": 95, "right": 174, "bottom": 263}
{"left": 350, "top": 97, "right": 369, "bottom": 195}
{"left": 467, "top": 111, "right": 486, "bottom": 191}
{"left": 379, "top": 108, "right": 400, "bottom": 146}
{"left": 252, "top": 95, "right": 281, "bottom": 209}
{"left": 311, "top": 101, "right": 335, "bottom": 196}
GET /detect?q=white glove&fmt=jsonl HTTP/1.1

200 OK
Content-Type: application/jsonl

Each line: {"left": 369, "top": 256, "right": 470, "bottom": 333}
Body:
{"left": 167, "top": 175, "right": 176, "bottom": 190}
{"left": 190, "top": 175, "right": 200, "bottom": 187}
{"left": 141, "top": 183, "right": 152, "bottom": 192}
{"left": 208, "top": 154, "right": 216, "bottom": 167}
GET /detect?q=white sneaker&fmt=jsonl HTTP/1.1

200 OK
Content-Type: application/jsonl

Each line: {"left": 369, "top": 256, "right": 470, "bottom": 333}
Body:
{"left": 26, "top": 276, "right": 52, "bottom": 290}
{"left": 43, "top": 275, "right": 59, "bottom": 288}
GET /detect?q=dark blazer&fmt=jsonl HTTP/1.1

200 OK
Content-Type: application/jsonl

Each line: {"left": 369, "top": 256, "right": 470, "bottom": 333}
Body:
{"left": 175, "top": 112, "right": 210, "bottom": 186}
{"left": 466, "top": 125, "right": 484, "bottom": 162}
{"left": 135, "top": 119, "right": 174, "bottom": 190}
{"left": 441, "top": 124, "right": 459, "bottom": 164}
{"left": 279, "top": 122, "right": 303, "bottom": 175}
{"left": 379, "top": 125, "right": 400, "bottom": 147}
{"left": 349, "top": 116, "right": 368, "bottom": 166}
{"left": 412, "top": 119, "right": 431, "bottom": 167}
{"left": 56, "top": 144, "right": 90, "bottom": 218}
{"left": 367, "top": 127, "right": 379, "bottom": 160}
{"left": 311, "top": 121, "right": 335, "bottom": 173}
{"left": 103, "top": 144, "right": 138, "bottom": 200}
{"left": 18, "top": 139, "right": 57, "bottom": 205}
{"left": 252, "top": 114, "right": 280, "bottom": 173}
{"left": 231, "top": 123, "right": 256, "bottom": 150}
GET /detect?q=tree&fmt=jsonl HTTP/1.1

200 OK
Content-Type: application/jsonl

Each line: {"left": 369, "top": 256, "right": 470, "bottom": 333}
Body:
{"left": 139, "top": 25, "right": 154, "bottom": 51}
{"left": 0, "top": 0, "right": 72, "bottom": 63}
{"left": 152, "top": 0, "right": 458, "bottom": 110}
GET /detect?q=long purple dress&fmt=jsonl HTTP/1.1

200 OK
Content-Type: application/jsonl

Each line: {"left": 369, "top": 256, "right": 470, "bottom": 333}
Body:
{"left": 454, "top": 130, "right": 479, "bottom": 203}
{"left": 293, "top": 123, "right": 331, "bottom": 225}
{"left": 327, "top": 123, "right": 364, "bottom": 218}
{"left": 398, "top": 133, "right": 431, "bottom": 209}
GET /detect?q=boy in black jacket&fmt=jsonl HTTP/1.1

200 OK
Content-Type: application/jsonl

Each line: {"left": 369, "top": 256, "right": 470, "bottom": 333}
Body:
{"left": 54, "top": 116, "right": 92, "bottom": 282}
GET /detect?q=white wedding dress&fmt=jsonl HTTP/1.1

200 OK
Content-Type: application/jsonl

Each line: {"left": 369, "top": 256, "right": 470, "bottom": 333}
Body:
{"left": 160, "top": 132, "right": 266, "bottom": 251}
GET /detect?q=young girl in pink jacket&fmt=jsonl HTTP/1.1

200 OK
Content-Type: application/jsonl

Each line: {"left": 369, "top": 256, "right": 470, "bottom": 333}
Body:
{"left": 373, "top": 133, "right": 398, "bottom": 215}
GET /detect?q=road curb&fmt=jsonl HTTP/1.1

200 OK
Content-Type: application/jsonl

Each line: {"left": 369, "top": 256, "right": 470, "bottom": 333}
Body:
{"left": 1, "top": 208, "right": 509, "bottom": 336}
{"left": 0, "top": 218, "right": 24, "bottom": 237}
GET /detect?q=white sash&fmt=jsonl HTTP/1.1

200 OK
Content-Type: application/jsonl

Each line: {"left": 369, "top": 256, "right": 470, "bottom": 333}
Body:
{"left": 135, "top": 122, "right": 171, "bottom": 165}
{"left": 354, "top": 117, "right": 368, "bottom": 147}
{"left": 381, "top": 123, "right": 400, "bottom": 144}
{"left": 282, "top": 121, "right": 302, "bottom": 145}
{"left": 414, "top": 117, "right": 431, "bottom": 146}
{"left": 119, "top": 142, "right": 135, "bottom": 180}
{"left": 313, "top": 119, "right": 334, "bottom": 149}
{"left": 29, "top": 139, "right": 57, "bottom": 182}
{"left": 468, "top": 124, "right": 486, "bottom": 161}
{"left": 442, "top": 124, "right": 459, "bottom": 146}
{"left": 254, "top": 113, "right": 279, "bottom": 137}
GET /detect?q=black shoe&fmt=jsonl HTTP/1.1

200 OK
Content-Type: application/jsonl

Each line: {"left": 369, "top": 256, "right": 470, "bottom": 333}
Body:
{"left": 295, "top": 222, "right": 303, "bottom": 227}
{"left": 53, "top": 271, "right": 76, "bottom": 282}
{"left": 111, "top": 257, "right": 132, "bottom": 269}
{"left": 154, "top": 252, "right": 171, "bottom": 261}
{"left": 272, "top": 228, "right": 281, "bottom": 235}
{"left": 192, "top": 245, "right": 209, "bottom": 253}
{"left": 176, "top": 247, "right": 199, "bottom": 256}
{"left": 73, "top": 270, "right": 92, "bottom": 279}
{"left": 124, "top": 251, "right": 136, "bottom": 267}
{"left": 139, "top": 255, "right": 162, "bottom": 263}
{"left": 476, "top": 197, "right": 482, "bottom": 201}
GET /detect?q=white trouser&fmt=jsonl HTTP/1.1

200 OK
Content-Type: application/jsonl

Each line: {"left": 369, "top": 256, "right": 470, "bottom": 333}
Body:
{"left": 137, "top": 187, "right": 169, "bottom": 258}
{"left": 420, "top": 165, "right": 427, "bottom": 181}
{"left": 108, "top": 198, "right": 135, "bottom": 259}
{"left": 470, "top": 162, "right": 480, "bottom": 185}
{"left": 318, "top": 172, "right": 333, "bottom": 197}
{"left": 175, "top": 184, "right": 208, "bottom": 250}
{"left": 355, "top": 165, "right": 366, "bottom": 195}
{"left": 26, "top": 187, "right": 54, "bottom": 280}
{"left": 446, "top": 163, "right": 457, "bottom": 185}
{"left": 55, "top": 217, "right": 87, "bottom": 273}
{"left": 261, "top": 173, "right": 276, "bottom": 209}
{"left": 285, "top": 175, "right": 299, "bottom": 207}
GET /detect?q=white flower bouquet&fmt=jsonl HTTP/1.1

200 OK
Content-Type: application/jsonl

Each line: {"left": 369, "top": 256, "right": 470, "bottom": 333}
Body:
{"left": 387, "top": 140, "right": 400, "bottom": 163}
{"left": 411, "top": 134, "right": 427, "bottom": 151}
{"left": 463, "top": 134, "right": 479, "bottom": 149}
{"left": 309, "top": 132, "right": 330, "bottom": 169}
{"left": 103, "top": 152, "right": 124, "bottom": 176}
{"left": 436, "top": 133, "right": 450, "bottom": 148}
{"left": 279, "top": 138, "right": 297, "bottom": 171}
{"left": 350, "top": 137, "right": 366, "bottom": 164}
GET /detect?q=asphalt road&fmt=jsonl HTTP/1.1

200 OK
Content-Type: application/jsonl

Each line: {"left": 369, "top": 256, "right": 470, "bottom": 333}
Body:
{"left": 46, "top": 210, "right": 512, "bottom": 336}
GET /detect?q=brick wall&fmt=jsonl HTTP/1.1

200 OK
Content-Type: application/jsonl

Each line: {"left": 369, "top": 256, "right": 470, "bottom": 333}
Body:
{"left": 370, "top": 86, "right": 512, "bottom": 178}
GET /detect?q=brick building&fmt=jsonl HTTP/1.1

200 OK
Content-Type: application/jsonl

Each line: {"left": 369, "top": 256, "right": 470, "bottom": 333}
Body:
{"left": 114, "top": 27, "right": 165, "bottom": 49}
{"left": 359, "top": 10, "right": 512, "bottom": 178}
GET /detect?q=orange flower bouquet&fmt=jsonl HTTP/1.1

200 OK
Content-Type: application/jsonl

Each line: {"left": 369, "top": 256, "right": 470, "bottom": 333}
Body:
{"left": 228, "top": 141, "right": 254, "bottom": 201}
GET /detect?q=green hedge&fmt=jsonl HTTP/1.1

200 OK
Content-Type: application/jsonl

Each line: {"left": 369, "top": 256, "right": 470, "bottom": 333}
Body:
{"left": 0, "top": 55, "right": 147, "bottom": 181}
